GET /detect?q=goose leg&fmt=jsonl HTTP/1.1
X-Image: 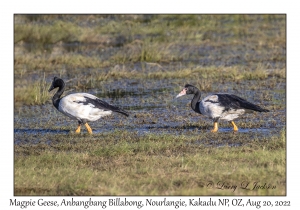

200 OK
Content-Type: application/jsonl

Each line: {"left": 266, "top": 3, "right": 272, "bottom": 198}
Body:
{"left": 230, "top": 121, "right": 238, "bottom": 132}
{"left": 85, "top": 123, "right": 93, "bottom": 134}
{"left": 75, "top": 124, "right": 81, "bottom": 133}
{"left": 211, "top": 122, "right": 218, "bottom": 132}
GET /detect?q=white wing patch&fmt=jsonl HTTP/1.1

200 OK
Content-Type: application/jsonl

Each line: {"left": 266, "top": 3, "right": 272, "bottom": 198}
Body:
{"left": 220, "top": 109, "right": 245, "bottom": 121}
{"left": 199, "top": 94, "right": 245, "bottom": 121}
{"left": 58, "top": 93, "right": 112, "bottom": 122}
{"left": 200, "top": 95, "right": 223, "bottom": 119}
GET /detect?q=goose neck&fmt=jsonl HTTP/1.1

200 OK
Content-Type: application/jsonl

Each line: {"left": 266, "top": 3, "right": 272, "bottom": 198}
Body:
{"left": 52, "top": 83, "right": 65, "bottom": 108}
{"left": 191, "top": 90, "right": 201, "bottom": 112}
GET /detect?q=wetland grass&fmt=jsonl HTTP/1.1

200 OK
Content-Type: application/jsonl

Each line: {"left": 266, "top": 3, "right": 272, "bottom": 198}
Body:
{"left": 14, "top": 14, "right": 286, "bottom": 106}
{"left": 14, "top": 14, "right": 286, "bottom": 196}
{"left": 14, "top": 14, "right": 285, "bottom": 73}
{"left": 14, "top": 129, "right": 286, "bottom": 195}
{"left": 14, "top": 74, "right": 50, "bottom": 106}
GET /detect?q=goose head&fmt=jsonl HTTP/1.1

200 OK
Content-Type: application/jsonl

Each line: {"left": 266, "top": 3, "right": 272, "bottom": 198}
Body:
{"left": 48, "top": 77, "right": 65, "bottom": 92}
{"left": 175, "top": 84, "right": 199, "bottom": 98}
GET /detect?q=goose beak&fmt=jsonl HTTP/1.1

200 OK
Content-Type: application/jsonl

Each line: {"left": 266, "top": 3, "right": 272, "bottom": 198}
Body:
{"left": 48, "top": 84, "right": 54, "bottom": 92}
{"left": 175, "top": 88, "right": 187, "bottom": 98}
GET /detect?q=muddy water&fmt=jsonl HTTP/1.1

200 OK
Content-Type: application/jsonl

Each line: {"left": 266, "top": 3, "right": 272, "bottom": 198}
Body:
{"left": 14, "top": 77, "right": 286, "bottom": 146}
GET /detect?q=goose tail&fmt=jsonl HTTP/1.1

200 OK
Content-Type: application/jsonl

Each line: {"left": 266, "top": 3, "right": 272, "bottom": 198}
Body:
{"left": 114, "top": 109, "right": 129, "bottom": 117}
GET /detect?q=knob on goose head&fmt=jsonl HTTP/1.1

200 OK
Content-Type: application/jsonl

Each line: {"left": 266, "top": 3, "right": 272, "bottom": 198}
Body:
{"left": 48, "top": 77, "right": 65, "bottom": 92}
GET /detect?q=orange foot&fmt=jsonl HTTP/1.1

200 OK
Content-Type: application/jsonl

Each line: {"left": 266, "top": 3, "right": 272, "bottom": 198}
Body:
{"left": 231, "top": 121, "right": 238, "bottom": 132}
{"left": 211, "top": 122, "right": 218, "bottom": 132}
{"left": 85, "top": 123, "right": 93, "bottom": 134}
{"left": 75, "top": 125, "right": 81, "bottom": 133}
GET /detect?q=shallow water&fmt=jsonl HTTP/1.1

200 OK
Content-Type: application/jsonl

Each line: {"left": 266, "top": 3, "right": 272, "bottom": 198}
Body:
{"left": 14, "top": 78, "right": 286, "bottom": 146}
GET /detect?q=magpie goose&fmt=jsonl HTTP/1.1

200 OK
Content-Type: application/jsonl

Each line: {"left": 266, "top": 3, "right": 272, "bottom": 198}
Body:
{"left": 176, "top": 84, "right": 269, "bottom": 132}
{"left": 48, "top": 77, "right": 129, "bottom": 134}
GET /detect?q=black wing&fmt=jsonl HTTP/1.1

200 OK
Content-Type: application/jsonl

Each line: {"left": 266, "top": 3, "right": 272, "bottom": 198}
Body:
{"left": 215, "top": 94, "right": 269, "bottom": 112}
{"left": 76, "top": 96, "right": 129, "bottom": 117}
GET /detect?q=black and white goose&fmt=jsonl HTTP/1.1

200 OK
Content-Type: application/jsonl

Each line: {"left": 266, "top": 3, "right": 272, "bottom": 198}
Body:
{"left": 175, "top": 84, "right": 269, "bottom": 132}
{"left": 48, "top": 77, "right": 129, "bottom": 134}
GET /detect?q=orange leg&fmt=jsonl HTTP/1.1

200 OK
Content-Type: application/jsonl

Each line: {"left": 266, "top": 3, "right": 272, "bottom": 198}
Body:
{"left": 85, "top": 123, "right": 93, "bottom": 134}
{"left": 75, "top": 124, "right": 81, "bottom": 133}
{"left": 211, "top": 122, "right": 218, "bottom": 132}
{"left": 231, "top": 121, "right": 238, "bottom": 132}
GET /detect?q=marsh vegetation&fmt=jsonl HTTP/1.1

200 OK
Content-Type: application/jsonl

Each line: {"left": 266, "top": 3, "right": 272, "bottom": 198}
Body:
{"left": 14, "top": 14, "right": 286, "bottom": 195}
